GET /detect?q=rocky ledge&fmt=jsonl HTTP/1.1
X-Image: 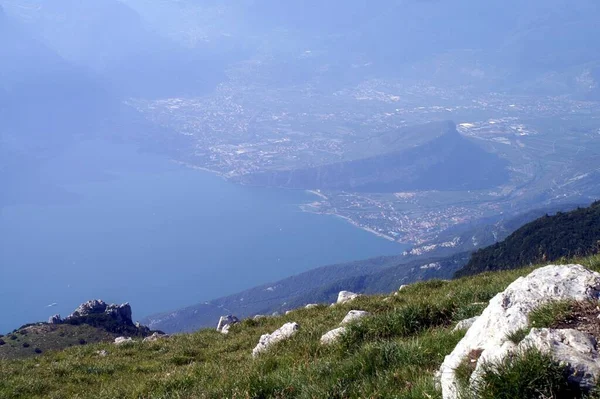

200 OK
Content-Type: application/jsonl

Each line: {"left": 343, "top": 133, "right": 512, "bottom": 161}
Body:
{"left": 48, "top": 299, "right": 155, "bottom": 336}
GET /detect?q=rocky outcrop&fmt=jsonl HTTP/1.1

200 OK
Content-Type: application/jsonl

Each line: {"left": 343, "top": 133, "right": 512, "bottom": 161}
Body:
{"left": 216, "top": 315, "right": 239, "bottom": 334}
{"left": 439, "top": 264, "right": 600, "bottom": 399}
{"left": 48, "top": 314, "right": 62, "bottom": 324}
{"left": 337, "top": 291, "right": 360, "bottom": 305}
{"left": 252, "top": 322, "right": 300, "bottom": 357}
{"left": 304, "top": 304, "right": 318, "bottom": 309}
{"left": 64, "top": 300, "right": 133, "bottom": 326}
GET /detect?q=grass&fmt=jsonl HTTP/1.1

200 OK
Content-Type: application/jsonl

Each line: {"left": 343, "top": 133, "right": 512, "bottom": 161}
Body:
{"left": 2, "top": 255, "right": 600, "bottom": 398}
{"left": 529, "top": 300, "right": 575, "bottom": 328}
{"left": 472, "top": 347, "right": 591, "bottom": 399}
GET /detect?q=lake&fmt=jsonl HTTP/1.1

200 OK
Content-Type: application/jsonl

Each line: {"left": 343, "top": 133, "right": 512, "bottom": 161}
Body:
{"left": 0, "top": 140, "right": 405, "bottom": 333}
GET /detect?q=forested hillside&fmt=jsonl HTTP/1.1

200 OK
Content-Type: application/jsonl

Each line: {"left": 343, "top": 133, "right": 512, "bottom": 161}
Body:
{"left": 456, "top": 201, "right": 600, "bottom": 277}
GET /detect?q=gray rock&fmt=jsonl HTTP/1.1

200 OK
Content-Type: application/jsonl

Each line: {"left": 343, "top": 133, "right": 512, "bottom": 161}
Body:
{"left": 143, "top": 332, "right": 169, "bottom": 343}
{"left": 216, "top": 315, "right": 239, "bottom": 333}
{"left": 252, "top": 322, "right": 300, "bottom": 357}
{"left": 320, "top": 327, "right": 347, "bottom": 345}
{"left": 96, "top": 350, "right": 109, "bottom": 357}
{"left": 337, "top": 291, "right": 360, "bottom": 304}
{"left": 399, "top": 285, "right": 408, "bottom": 291}
{"left": 452, "top": 316, "right": 479, "bottom": 332}
{"left": 114, "top": 337, "right": 134, "bottom": 345}
{"left": 48, "top": 314, "right": 62, "bottom": 324}
{"left": 341, "top": 310, "right": 370, "bottom": 325}
{"left": 518, "top": 328, "right": 600, "bottom": 392}
{"left": 65, "top": 300, "right": 133, "bottom": 325}
{"left": 304, "top": 304, "right": 319, "bottom": 309}
{"left": 253, "top": 315, "right": 265, "bottom": 320}
{"left": 285, "top": 310, "right": 293, "bottom": 315}
{"left": 439, "top": 264, "right": 600, "bottom": 399}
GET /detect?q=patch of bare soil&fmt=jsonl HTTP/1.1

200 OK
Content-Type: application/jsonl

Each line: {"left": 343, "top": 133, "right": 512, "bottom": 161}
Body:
{"left": 550, "top": 301, "right": 600, "bottom": 341}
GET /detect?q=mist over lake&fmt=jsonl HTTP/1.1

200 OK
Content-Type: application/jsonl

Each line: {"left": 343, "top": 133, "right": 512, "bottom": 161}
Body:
{"left": 0, "top": 140, "right": 404, "bottom": 333}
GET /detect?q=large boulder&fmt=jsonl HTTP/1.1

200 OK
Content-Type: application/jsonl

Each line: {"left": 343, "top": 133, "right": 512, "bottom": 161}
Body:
{"left": 216, "top": 315, "right": 239, "bottom": 334}
{"left": 252, "top": 322, "right": 299, "bottom": 357}
{"left": 439, "top": 264, "right": 600, "bottom": 399}
{"left": 48, "top": 314, "right": 62, "bottom": 324}
{"left": 337, "top": 291, "right": 360, "bottom": 304}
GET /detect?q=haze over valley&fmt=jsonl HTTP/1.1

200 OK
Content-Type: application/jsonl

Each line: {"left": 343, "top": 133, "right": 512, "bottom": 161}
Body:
{"left": 2, "top": 0, "right": 600, "bottom": 333}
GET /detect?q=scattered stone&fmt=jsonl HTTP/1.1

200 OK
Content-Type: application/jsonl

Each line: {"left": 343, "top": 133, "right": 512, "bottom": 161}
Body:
{"left": 341, "top": 310, "right": 370, "bottom": 325}
{"left": 253, "top": 315, "right": 265, "bottom": 320}
{"left": 96, "top": 350, "right": 109, "bottom": 357}
{"left": 452, "top": 316, "right": 479, "bottom": 332}
{"left": 114, "top": 337, "right": 134, "bottom": 345}
{"left": 304, "top": 304, "right": 318, "bottom": 309}
{"left": 252, "top": 322, "right": 300, "bottom": 357}
{"left": 320, "top": 327, "right": 347, "bottom": 345}
{"left": 48, "top": 314, "right": 62, "bottom": 324}
{"left": 337, "top": 291, "right": 360, "bottom": 304}
{"left": 439, "top": 264, "right": 600, "bottom": 399}
{"left": 285, "top": 310, "right": 293, "bottom": 315}
{"left": 216, "top": 315, "right": 239, "bottom": 333}
{"left": 383, "top": 297, "right": 392, "bottom": 302}
{"left": 399, "top": 285, "right": 408, "bottom": 291}
{"left": 143, "top": 332, "right": 169, "bottom": 343}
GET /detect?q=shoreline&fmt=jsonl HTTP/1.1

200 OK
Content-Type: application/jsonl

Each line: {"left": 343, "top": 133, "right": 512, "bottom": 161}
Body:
{"left": 175, "top": 160, "right": 403, "bottom": 245}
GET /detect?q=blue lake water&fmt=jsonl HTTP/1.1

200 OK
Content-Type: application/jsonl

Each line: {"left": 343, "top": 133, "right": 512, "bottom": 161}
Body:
{"left": 0, "top": 140, "right": 405, "bottom": 333}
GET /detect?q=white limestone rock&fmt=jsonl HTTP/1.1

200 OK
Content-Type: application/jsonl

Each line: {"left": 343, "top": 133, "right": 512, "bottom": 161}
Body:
{"left": 252, "top": 322, "right": 300, "bottom": 357}
{"left": 439, "top": 264, "right": 600, "bottom": 399}
{"left": 517, "top": 328, "right": 600, "bottom": 392}
{"left": 114, "top": 337, "right": 133, "bottom": 345}
{"left": 337, "top": 291, "right": 360, "bottom": 304}
{"left": 320, "top": 327, "right": 347, "bottom": 345}
{"left": 341, "top": 310, "right": 370, "bottom": 325}
{"left": 304, "top": 304, "right": 319, "bottom": 309}
{"left": 216, "top": 315, "right": 239, "bottom": 334}
{"left": 143, "top": 332, "right": 169, "bottom": 343}
{"left": 452, "top": 316, "right": 479, "bottom": 332}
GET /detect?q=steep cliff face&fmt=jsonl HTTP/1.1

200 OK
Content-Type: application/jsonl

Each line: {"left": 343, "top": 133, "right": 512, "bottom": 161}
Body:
{"left": 238, "top": 121, "right": 510, "bottom": 192}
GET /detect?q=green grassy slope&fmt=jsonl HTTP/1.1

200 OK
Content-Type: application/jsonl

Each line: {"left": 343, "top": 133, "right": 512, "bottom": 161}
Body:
{"left": 3, "top": 256, "right": 599, "bottom": 399}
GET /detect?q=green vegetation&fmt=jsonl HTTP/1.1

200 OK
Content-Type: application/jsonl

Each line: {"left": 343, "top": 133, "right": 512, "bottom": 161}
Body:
{"left": 456, "top": 201, "right": 600, "bottom": 277}
{"left": 529, "top": 301, "right": 575, "bottom": 329}
{"left": 1, "top": 256, "right": 599, "bottom": 398}
{"left": 471, "top": 347, "right": 594, "bottom": 399}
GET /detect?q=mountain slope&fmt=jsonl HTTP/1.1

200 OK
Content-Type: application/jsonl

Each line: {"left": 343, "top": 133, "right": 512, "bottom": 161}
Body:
{"left": 238, "top": 121, "right": 509, "bottom": 192}
{"left": 3, "top": 256, "right": 600, "bottom": 398}
{"left": 455, "top": 201, "right": 600, "bottom": 277}
{"left": 143, "top": 252, "right": 469, "bottom": 333}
